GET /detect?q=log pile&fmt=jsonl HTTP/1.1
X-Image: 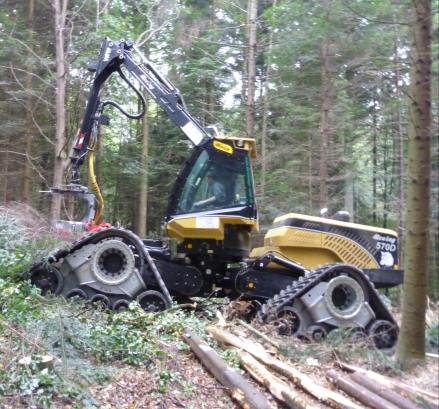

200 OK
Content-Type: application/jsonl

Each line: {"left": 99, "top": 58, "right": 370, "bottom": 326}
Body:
{"left": 182, "top": 322, "right": 436, "bottom": 409}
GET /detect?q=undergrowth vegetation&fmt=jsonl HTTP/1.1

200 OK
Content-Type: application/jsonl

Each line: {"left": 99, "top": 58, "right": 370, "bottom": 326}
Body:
{"left": 0, "top": 277, "right": 225, "bottom": 408}
{"left": 0, "top": 205, "right": 65, "bottom": 280}
{"left": 0, "top": 207, "right": 226, "bottom": 407}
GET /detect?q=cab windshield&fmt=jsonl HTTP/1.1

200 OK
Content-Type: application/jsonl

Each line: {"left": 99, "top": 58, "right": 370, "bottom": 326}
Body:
{"left": 176, "top": 149, "right": 252, "bottom": 214}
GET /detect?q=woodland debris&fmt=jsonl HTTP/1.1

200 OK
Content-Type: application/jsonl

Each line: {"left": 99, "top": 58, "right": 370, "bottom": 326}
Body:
{"left": 208, "top": 326, "right": 362, "bottom": 409}
{"left": 349, "top": 371, "right": 422, "bottom": 409}
{"left": 18, "top": 355, "right": 57, "bottom": 369}
{"left": 339, "top": 362, "right": 439, "bottom": 407}
{"left": 222, "top": 299, "right": 254, "bottom": 321}
{"left": 181, "top": 328, "right": 272, "bottom": 409}
{"left": 327, "top": 370, "right": 400, "bottom": 409}
{"left": 238, "top": 350, "right": 314, "bottom": 409}
{"left": 237, "top": 319, "right": 281, "bottom": 349}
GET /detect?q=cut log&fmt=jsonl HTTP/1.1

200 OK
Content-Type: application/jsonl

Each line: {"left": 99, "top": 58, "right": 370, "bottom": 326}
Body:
{"left": 327, "top": 370, "right": 400, "bottom": 409}
{"left": 208, "top": 326, "right": 362, "bottom": 409}
{"left": 350, "top": 371, "right": 423, "bottom": 409}
{"left": 182, "top": 328, "right": 272, "bottom": 409}
{"left": 339, "top": 362, "right": 439, "bottom": 406}
{"left": 237, "top": 319, "right": 281, "bottom": 349}
{"left": 238, "top": 350, "right": 313, "bottom": 409}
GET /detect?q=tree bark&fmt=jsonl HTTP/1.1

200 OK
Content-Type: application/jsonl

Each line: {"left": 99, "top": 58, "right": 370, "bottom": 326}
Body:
{"left": 327, "top": 370, "right": 399, "bottom": 409}
{"left": 394, "top": 32, "right": 406, "bottom": 267}
{"left": 50, "top": 0, "right": 68, "bottom": 222}
{"left": 245, "top": 0, "right": 257, "bottom": 138}
{"left": 238, "top": 350, "right": 310, "bottom": 409}
{"left": 182, "top": 329, "right": 271, "bottom": 409}
{"left": 339, "top": 362, "right": 438, "bottom": 405}
{"left": 22, "top": 0, "right": 35, "bottom": 204}
{"left": 135, "top": 94, "right": 149, "bottom": 237}
{"left": 208, "top": 327, "right": 361, "bottom": 409}
{"left": 372, "top": 97, "right": 378, "bottom": 224}
{"left": 260, "top": 0, "right": 276, "bottom": 201}
{"left": 318, "top": 5, "right": 331, "bottom": 210}
{"left": 349, "top": 372, "right": 422, "bottom": 409}
{"left": 396, "top": 0, "right": 432, "bottom": 368}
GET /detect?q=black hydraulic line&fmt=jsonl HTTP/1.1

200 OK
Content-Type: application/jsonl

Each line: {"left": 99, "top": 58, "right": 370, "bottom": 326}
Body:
{"left": 68, "top": 38, "right": 210, "bottom": 186}
{"left": 251, "top": 252, "right": 306, "bottom": 276}
{"left": 101, "top": 68, "right": 146, "bottom": 119}
{"left": 142, "top": 249, "right": 173, "bottom": 306}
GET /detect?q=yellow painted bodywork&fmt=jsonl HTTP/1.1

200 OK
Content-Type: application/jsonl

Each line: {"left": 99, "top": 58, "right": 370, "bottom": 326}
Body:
{"left": 216, "top": 136, "right": 257, "bottom": 158}
{"left": 251, "top": 213, "right": 398, "bottom": 270}
{"left": 165, "top": 215, "right": 258, "bottom": 242}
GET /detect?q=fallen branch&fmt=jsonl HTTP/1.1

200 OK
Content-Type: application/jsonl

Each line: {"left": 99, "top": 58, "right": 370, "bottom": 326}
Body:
{"left": 208, "top": 326, "right": 361, "bottom": 409}
{"left": 327, "top": 370, "right": 399, "bottom": 409}
{"left": 238, "top": 350, "right": 314, "bottom": 409}
{"left": 155, "top": 303, "right": 197, "bottom": 315}
{"left": 182, "top": 328, "right": 271, "bottom": 409}
{"left": 237, "top": 319, "right": 281, "bottom": 349}
{"left": 339, "top": 362, "right": 439, "bottom": 406}
{"left": 350, "top": 371, "right": 422, "bottom": 409}
{"left": 0, "top": 318, "right": 45, "bottom": 351}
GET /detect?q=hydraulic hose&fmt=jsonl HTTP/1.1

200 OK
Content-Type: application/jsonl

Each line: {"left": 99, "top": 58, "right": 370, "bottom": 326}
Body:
{"left": 88, "top": 146, "right": 104, "bottom": 225}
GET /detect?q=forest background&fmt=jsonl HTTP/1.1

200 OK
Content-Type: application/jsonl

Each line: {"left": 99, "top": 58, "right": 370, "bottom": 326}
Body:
{"left": 0, "top": 0, "right": 437, "bottom": 298}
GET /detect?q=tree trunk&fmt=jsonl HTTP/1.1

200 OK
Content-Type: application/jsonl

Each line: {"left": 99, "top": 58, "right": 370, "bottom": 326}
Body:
{"left": 339, "top": 362, "right": 438, "bottom": 405}
{"left": 372, "top": 97, "right": 378, "bottom": 224}
{"left": 349, "top": 372, "right": 422, "bottom": 409}
{"left": 327, "top": 371, "right": 399, "bottom": 409}
{"left": 208, "top": 327, "right": 361, "bottom": 409}
{"left": 182, "top": 329, "right": 271, "bottom": 409}
{"left": 396, "top": 0, "right": 432, "bottom": 369}
{"left": 238, "top": 350, "right": 309, "bottom": 409}
{"left": 382, "top": 127, "right": 389, "bottom": 228}
{"left": 135, "top": 95, "right": 149, "bottom": 237}
{"left": 319, "top": 15, "right": 331, "bottom": 210}
{"left": 245, "top": 0, "right": 257, "bottom": 138}
{"left": 260, "top": 0, "right": 276, "bottom": 202}
{"left": 394, "top": 33, "right": 405, "bottom": 267}
{"left": 22, "top": 0, "right": 35, "bottom": 204}
{"left": 50, "top": 0, "right": 68, "bottom": 222}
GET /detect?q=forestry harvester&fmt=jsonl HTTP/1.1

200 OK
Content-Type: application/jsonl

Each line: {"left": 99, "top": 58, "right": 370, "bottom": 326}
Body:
{"left": 29, "top": 39, "right": 403, "bottom": 349}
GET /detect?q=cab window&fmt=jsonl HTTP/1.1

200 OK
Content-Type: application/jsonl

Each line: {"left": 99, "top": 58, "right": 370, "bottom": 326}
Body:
{"left": 176, "top": 149, "right": 251, "bottom": 214}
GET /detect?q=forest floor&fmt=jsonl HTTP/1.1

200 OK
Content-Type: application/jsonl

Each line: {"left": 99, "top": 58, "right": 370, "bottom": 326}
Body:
{"left": 0, "top": 287, "right": 438, "bottom": 409}
{"left": 0, "top": 205, "right": 438, "bottom": 408}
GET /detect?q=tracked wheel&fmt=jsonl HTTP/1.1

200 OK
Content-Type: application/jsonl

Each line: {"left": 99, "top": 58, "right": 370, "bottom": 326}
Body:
{"left": 90, "top": 294, "right": 110, "bottom": 308}
{"left": 324, "top": 275, "right": 366, "bottom": 320}
{"left": 306, "top": 325, "right": 328, "bottom": 342}
{"left": 367, "top": 319, "right": 398, "bottom": 349}
{"left": 30, "top": 265, "right": 64, "bottom": 295}
{"left": 66, "top": 288, "right": 88, "bottom": 300}
{"left": 91, "top": 239, "right": 135, "bottom": 285}
{"left": 137, "top": 290, "right": 170, "bottom": 312}
{"left": 113, "top": 299, "right": 130, "bottom": 311}
{"left": 275, "top": 306, "right": 302, "bottom": 336}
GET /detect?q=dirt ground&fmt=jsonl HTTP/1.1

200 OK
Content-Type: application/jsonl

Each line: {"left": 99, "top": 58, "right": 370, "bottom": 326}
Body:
{"left": 87, "top": 336, "right": 439, "bottom": 409}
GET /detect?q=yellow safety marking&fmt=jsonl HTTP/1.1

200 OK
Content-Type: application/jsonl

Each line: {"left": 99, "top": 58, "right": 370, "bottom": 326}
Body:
{"left": 213, "top": 140, "right": 234, "bottom": 154}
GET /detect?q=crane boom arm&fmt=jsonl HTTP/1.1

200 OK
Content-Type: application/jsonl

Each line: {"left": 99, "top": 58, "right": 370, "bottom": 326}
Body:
{"left": 70, "top": 38, "right": 209, "bottom": 183}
